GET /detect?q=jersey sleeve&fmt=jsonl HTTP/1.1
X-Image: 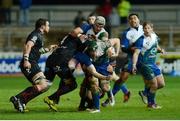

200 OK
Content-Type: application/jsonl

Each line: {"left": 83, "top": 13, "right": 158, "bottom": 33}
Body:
{"left": 120, "top": 31, "right": 130, "bottom": 53}
{"left": 27, "top": 33, "right": 38, "bottom": 43}
{"left": 80, "top": 23, "right": 91, "bottom": 34}
{"left": 134, "top": 36, "right": 144, "bottom": 50}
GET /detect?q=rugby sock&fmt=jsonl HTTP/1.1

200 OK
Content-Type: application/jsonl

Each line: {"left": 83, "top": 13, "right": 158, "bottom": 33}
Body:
{"left": 49, "top": 79, "right": 77, "bottom": 104}
{"left": 120, "top": 84, "right": 129, "bottom": 94}
{"left": 79, "top": 98, "right": 86, "bottom": 109}
{"left": 86, "top": 98, "right": 93, "bottom": 108}
{"left": 147, "top": 91, "right": 156, "bottom": 104}
{"left": 92, "top": 92, "right": 100, "bottom": 109}
{"left": 16, "top": 86, "right": 41, "bottom": 104}
{"left": 143, "top": 86, "right": 149, "bottom": 96}
{"left": 112, "top": 79, "right": 123, "bottom": 95}
{"left": 107, "top": 90, "right": 113, "bottom": 98}
{"left": 78, "top": 86, "right": 87, "bottom": 109}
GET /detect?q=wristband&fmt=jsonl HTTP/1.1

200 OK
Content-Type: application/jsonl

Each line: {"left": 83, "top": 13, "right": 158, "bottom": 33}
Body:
{"left": 77, "top": 33, "right": 82, "bottom": 38}
{"left": 23, "top": 54, "right": 29, "bottom": 61}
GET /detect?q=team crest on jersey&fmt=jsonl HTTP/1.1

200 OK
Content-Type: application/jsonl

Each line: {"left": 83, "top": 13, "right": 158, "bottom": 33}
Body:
{"left": 31, "top": 36, "right": 38, "bottom": 42}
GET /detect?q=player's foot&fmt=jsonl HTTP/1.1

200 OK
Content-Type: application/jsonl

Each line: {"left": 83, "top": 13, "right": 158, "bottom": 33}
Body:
{"left": 147, "top": 103, "right": 162, "bottom": 109}
{"left": 78, "top": 106, "right": 87, "bottom": 111}
{"left": 138, "top": 91, "right": 147, "bottom": 104}
{"left": 89, "top": 108, "right": 100, "bottom": 113}
{"left": 109, "top": 95, "right": 115, "bottom": 106}
{"left": 101, "top": 96, "right": 115, "bottom": 107}
{"left": 123, "top": 91, "right": 131, "bottom": 103}
{"left": 101, "top": 99, "right": 109, "bottom": 107}
{"left": 9, "top": 96, "right": 25, "bottom": 113}
{"left": 44, "top": 97, "right": 58, "bottom": 112}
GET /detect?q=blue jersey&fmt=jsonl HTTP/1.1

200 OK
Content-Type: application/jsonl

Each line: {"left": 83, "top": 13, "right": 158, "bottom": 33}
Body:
{"left": 121, "top": 25, "right": 144, "bottom": 57}
{"left": 135, "top": 33, "right": 162, "bottom": 78}
{"left": 135, "top": 33, "right": 159, "bottom": 64}
{"left": 80, "top": 23, "right": 93, "bottom": 34}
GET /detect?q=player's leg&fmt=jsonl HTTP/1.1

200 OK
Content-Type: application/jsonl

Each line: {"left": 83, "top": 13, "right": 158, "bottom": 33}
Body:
{"left": 138, "top": 78, "right": 149, "bottom": 104}
{"left": 89, "top": 76, "right": 101, "bottom": 113}
{"left": 10, "top": 63, "right": 52, "bottom": 113}
{"left": 156, "top": 74, "right": 165, "bottom": 89}
{"left": 112, "top": 71, "right": 129, "bottom": 96}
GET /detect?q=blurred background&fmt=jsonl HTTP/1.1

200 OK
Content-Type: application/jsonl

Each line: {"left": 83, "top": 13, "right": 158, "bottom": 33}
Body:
{"left": 0, "top": 0, "right": 180, "bottom": 76}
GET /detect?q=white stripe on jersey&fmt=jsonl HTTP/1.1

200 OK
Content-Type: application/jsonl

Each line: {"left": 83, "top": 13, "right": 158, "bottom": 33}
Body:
{"left": 126, "top": 25, "right": 144, "bottom": 45}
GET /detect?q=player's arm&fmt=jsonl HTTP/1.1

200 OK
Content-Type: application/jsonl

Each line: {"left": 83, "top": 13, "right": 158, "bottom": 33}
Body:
{"left": 109, "top": 38, "right": 120, "bottom": 57}
{"left": 132, "top": 37, "right": 143, "bottom": 74}
{"left": 87, "top": 64, "right": 111, "bottom": 80}
{"left": 39, "top": 44, "right": 59, "bottom": 54}
{"left": 121, "top": 32, "right": 131, "bottom": 53}
{"left": 70, "top": 27, "right": 83, "bottom": 37}
{"left": 70, "top": 27, "right": 88, "bottom": 43}
{"left": 132, "top": 48, "right": 140, "bottom": 74}
{"left": 23, "top": 41, "right": 34, "bottom": 69}
{"left": 157, "top": 45, "right": 165, "bottom": 54}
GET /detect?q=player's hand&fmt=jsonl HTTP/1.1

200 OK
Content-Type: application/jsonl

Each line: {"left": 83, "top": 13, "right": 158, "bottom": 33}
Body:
{"left": 79, "top": 34, "right": 88, "bottom": 42}
{"left": 132, "top": 64, "right": 137, "bottom": 75}
{"left": 49, "top": 44, "right": 58, "bottom": 51}
{"left": 160, "top": 48, "right": 165, "bottom": 54}
{"left": 23, "top": 60, "right": 31, "bottom": 69}
{"left": 105, "top": 75, "right": 113, "bottom": 81}
{"left": 107, "top": 64, "right": 113, "bottom": 73}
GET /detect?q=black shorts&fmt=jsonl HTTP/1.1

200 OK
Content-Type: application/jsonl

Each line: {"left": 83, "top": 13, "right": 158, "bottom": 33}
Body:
{"left": 19, "top": 61, "right": 41, "bottom": 83}
{"left": 44, "top": 62, "right": 73, "bottom": 83}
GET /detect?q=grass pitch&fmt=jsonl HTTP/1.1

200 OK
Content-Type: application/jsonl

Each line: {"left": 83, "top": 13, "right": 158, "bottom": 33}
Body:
{"left": 0, "top": 75, "right": 180, "bottom": 120}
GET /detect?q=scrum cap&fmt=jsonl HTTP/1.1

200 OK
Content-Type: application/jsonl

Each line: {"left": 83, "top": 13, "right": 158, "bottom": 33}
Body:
{"left": 95, "top": 16, "right": 106, "bottom": 26}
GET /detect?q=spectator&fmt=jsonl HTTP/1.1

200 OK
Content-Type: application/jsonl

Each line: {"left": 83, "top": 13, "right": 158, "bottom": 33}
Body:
{"left": 19, "top": 0, "right": 32, "bottom": 26}
{"left": 73, "top": 10, "right": 86, "bottom": 27}
{"left": 117, "top": 0, "right": 131, "bottom": 25}
{"left": 109, "top": 8, "right": 120, "bottom": 27}
{"left": 1, "top": 0, "right": 13, "bottom": 25}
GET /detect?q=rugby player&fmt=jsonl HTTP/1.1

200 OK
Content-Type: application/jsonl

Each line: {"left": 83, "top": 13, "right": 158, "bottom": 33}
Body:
{"left": 103, "top": 13, "right": 143, "bottom": 105}
{"left": 132, "top": 22, "right": 165, "bottom": 109}
{"left": 9, "top": 18, "right": 56, "bottom": 113}
{"left": 43, "top": 17, "right": 111, "bottom": 112}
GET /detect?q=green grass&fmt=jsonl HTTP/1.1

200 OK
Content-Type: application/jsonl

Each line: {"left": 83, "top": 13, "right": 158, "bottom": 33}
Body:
{"left": 0, "top": 75, "right": 180, "bottom": 120}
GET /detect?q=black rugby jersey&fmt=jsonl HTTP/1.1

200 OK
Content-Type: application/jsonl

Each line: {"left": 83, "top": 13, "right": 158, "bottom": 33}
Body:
{"left": 48, "top": 34, "right": 81, "bottom": 66}
{"left": 25, "top": 30, "right": 44, "bottom": 63}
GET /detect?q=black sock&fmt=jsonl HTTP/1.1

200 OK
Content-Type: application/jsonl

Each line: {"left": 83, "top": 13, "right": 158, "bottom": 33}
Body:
{"left": 16, "top": 86, "right": 41, "bottom": 104}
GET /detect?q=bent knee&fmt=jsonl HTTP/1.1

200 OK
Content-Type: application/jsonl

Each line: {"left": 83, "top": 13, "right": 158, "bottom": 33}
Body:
{"left": 37, "top": 79, "right": 52, "bottom": 92}
{"left": 158, "top": 82, "right": 165, "bottom": 89}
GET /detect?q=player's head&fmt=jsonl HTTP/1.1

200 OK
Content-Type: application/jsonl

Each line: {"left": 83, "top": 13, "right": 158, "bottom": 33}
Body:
{"left": 35, "top": 18, "right": 50, "bottom": 33}
{"left": 88, "top": 14, "right": 96, "bottom": 25}
{"left": 143, "top": 21, "right": 154, "bottom": 36}
{"left": 87, "top": 41, "right": 98, "bottom": 59}
{"left": 94, "top": 16, "right": 106, "bottom": 33}
{"left": 128, "top": 13, "right": 140, "bottom": 28}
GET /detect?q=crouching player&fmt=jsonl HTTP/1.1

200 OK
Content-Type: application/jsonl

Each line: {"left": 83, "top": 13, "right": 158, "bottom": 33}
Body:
{"left": 132, "top": 22, "right": 165, "bottom": 109}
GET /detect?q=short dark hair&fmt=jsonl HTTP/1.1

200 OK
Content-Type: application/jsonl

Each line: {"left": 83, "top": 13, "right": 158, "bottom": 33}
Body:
{"left": 128, "top": 13, "right": 139, "bottom": 20}
{"left": 35, "top": 18, "right": 48, "bottom": 30}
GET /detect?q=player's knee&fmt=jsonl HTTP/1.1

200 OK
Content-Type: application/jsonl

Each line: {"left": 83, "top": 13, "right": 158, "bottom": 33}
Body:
{"left": 158, "top": 81, "right": 165, "bottom": 89}
{"left": 65, "top": 77, "right": 77, "bottom": 91}
{"left": 91, "top": 84, "right": 100, "bottom": 93}
{"left": 100, "top": 80, "right": 110, "bottom": 92}
{"left": 36, "top": 78, "right": 52, "bottom": 92}
{"left": 68, "top": 58, "right": 77, "bottom": 71}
